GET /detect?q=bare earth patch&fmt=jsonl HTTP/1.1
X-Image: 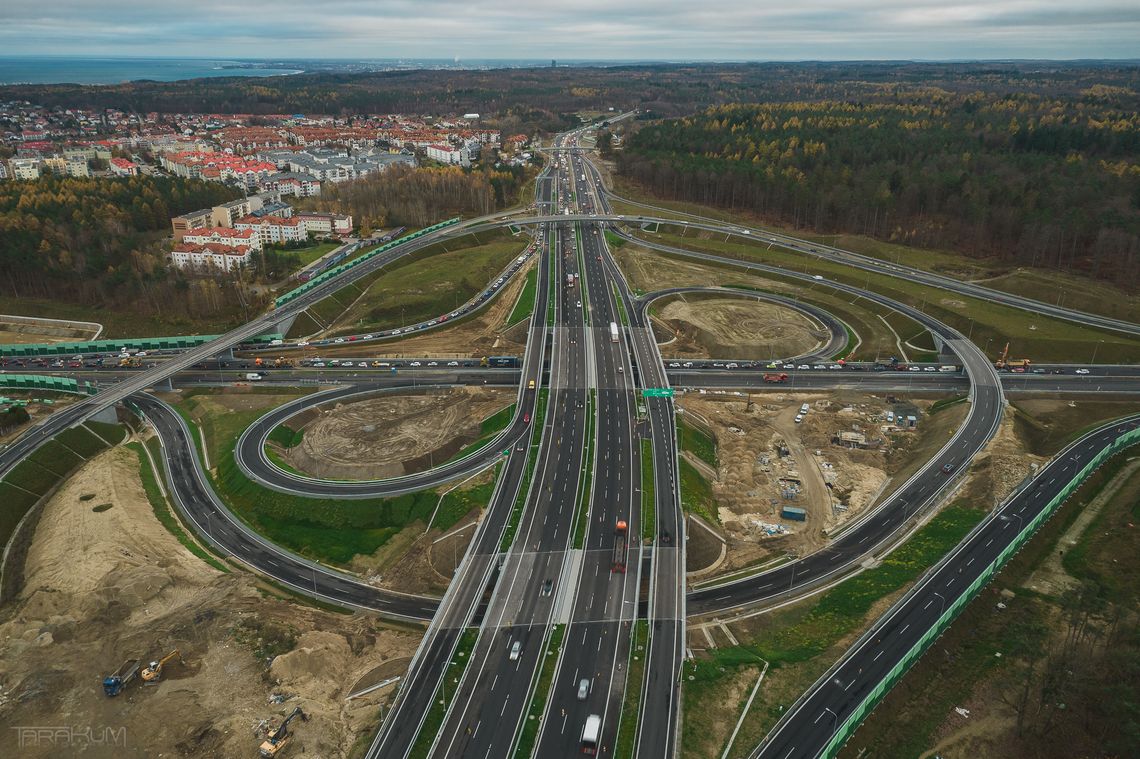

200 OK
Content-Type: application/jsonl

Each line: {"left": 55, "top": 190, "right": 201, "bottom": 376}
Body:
{"left": 285, "top": 387, "right": 512, "bottom": 480}
{"left": 653, "top": 295, "right": 823, "bottom": 360}
{"left": 0, "top": 446, "right": 420, "bottom": 759}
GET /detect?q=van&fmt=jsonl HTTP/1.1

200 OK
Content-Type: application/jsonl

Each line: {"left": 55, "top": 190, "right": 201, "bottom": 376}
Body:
{"left": 800, "top": 403, "right": 810, "bottom": 414}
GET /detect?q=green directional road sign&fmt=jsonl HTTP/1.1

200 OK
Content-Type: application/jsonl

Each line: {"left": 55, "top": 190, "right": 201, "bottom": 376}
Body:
{"left": 641, "top": 388, "right": 674, "bottom": 398}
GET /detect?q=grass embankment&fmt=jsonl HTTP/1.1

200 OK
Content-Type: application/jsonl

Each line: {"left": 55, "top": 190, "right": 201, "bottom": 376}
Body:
{"left": 0, "top": 423, "right": 122, "bottom": 546}
{"left": 1011, "top": 398, "right": 1140, "bottom": 456}
{"left": 682, "top": 504, "right": 985, "bottom": 757}
{"left": 640, "top": 438, "right": 656, "bottom": 541}
{"left": 442, "top": 403, "right": 516, "bottom": 464}
{"left": 288, "top": 241, "right": 341, "bottom": 267}
{"left": 0, "top": 295, "right": 245, "bottom": 339}
{"left": 839, "top": 448, "right": 1140, "bottom": 759}
{"left": 291, "top": 230, "right": 527, "bottom": 338}
{"left": 501, "top": 388, "right": 550, "bottom": 551}
{"left": 507, "top": 266, "right": 539, "bottom": 326}
{"left": 513, "top": 624, "right": 566, "bottom": 758}
{"left": 407, "top": 627, "right": 480, "bottom": 759}
{"left": 573, "top": 390, "right": 597, "bottom": 549}
{"left": 614, "top": 619, "right": 650, "bottom": 758}
{"left": 679, "top": 458, "right": 718, "bottom": 525}
{"left": 632, "top": 226, "right": 1140, "bottom": 364}
{"left": 679, "top": 416, "right": 717, "bottom": 469}
{"left": 610, "top": 176, "right": 1140, "bottom": 327}
{"left": 174, "top": 389, "right": 491, "bottom": 566}
{"left": 129, "top": 440, "right": 229, "bottom": 572}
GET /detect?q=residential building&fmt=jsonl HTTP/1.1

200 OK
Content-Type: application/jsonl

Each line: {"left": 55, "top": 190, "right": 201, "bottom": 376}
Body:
{"left": 109, "top": 157, "right": 138, "bottom": 176}
{"left": 171, "top": 242, "right": 253, "bottom": 272}
{"left": 182, "top": 226, "right": 262, "bottom": 251}
{"left": 171, "top": 207, "right": 214, "bottom": 241}
{"left": 210, "top": 197, "right": 259, "bottom": 228}
{"left": 10, "top": 157, "right": 41, "bottom": 179}
{"left": 297, "top": 211, "right": 353, "bottom": 236}
{"left": 426, "top": 143, "right": 470, "bottom": 167}
{"left": 263, "top": 172, "right": 322, "bottom": 198}
{"left": 234, "top": 215, "right": 306, "bottom": 246}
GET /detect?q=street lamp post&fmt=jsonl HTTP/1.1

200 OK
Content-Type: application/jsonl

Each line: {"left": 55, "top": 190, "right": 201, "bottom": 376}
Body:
{"left": 933, "top": 591, "right": 946, "bottom": 615}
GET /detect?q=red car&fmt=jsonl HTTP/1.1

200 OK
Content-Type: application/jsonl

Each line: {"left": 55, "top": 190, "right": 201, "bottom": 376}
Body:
{"left": 524, "top": 413, "right": 531, "bottom": 424}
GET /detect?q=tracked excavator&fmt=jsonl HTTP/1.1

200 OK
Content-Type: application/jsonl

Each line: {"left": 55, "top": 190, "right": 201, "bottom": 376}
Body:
{"left": 140, "top": 649, "right": 180, "bottom": 683}
{"left": 259, "top": 706, "right": 308, "bottom": 757}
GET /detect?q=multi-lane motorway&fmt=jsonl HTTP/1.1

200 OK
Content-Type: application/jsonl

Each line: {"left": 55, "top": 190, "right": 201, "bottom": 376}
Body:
{"left": 2, "top": 115, "right": 1138, "bottom": 759}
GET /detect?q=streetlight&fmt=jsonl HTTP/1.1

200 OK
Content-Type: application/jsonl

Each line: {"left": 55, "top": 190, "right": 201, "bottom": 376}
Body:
{"left": 822, "top": 707, "right": 838, "bottom": 730}
{"left": 1091, "top": 339, "right": 1104, "bottom": 364}
{"left": 933, "top": 591, "right": 946, "bottom": 615}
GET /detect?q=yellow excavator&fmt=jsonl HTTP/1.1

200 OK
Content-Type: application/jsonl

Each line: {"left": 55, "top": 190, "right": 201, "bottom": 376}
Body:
{"left": 259, "top": 706, "right": 308, "bottom": 757}
{"left": 140, "top": 650, "right": 180, "bottom": 683}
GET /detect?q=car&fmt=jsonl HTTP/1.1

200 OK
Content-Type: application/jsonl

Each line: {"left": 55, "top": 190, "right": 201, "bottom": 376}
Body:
{"left": 410, "top": 361, "right": 422, "bottom": 367}
{"left": 362, "top": 334, "right": 374, "bottom": 340}
{"left": 908, "top": 366, "right": 921, "bottom": 372}
{"left": 576, "top": 300, "right": 582, "bottom": 307}
{"left": 311, "top": 361, "right": 326, "bottom": 368}
{"left": 1032, "top": 368, "right": 1046, "bottom": 374}
{"left": 813, "top": 275, "right": 824, "bottom": 280}
{"left": 813, "top": 364, "right": 827, "bottom": 370}
{"left": 783, "top": 364, "right": 795, "bottom": 370}
{"left": 528, "top": 379, "right": 536, "bottom": 389}
{"left": 334, "top": 337, "right": 345, "bottom": 343}
{"left": 923, "top": 366, "right": 936, "bottom": 372}
{"left": 726, "top": 362, "right": 739, "bottom": 369}
{"left": 427, "top": 361, "right": 438, "bottom": 366}
{"left": 1075, "top": 368, "right": 1090, "bottom": 375}
{"left": 524, "top": 412, "right": 531, "bottom": 423}
{"left": 682, "top": 361, "right": 694, "bottom": 368}
{"left": 941, "top": 463, "right": 955, "bottom": 474}
{"left": 447, "top": 361, "right": 460, "bottom": 366}
{"left": 297, "top": 341, "right": 309, "bottom": 347}
{"left": 660, "top": 529, "right": 672, "bottom": 544}
{"left": 348, "top": 336, "right": 358, "bottom": 341}
{"left": 509, "top": 640, "right": 522, "bottom": 661}
{"left": 798, "top": 364, "right": 810, "bottom": 370}
{"left": 136, "top": 351, "right": 147, "bottom": 357}
{"left": 392, "top": 329, "right": 402, "bottom": 335}
{"left": 668, "top": 362, "right": 680, "bottom": 368}
{"left": 577, "top": 678, "right": 591, "bottom": 701}
{"left": 371, "top": 360, "right": 384, "bottom": 367}
{"left": 617, "top": 366, "right": 624, "bottom": 373}
{"left": 541, "top": 579, "right": 553, "bottom": 596}
{"left": 794, "top": 414, "right": 803, "bottom": 424}
{"left": 358, "top": 361, "right": 368, "bottom": 367}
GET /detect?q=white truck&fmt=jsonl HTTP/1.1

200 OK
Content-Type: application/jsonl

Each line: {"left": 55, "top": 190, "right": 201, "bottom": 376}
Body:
{"left": 609, "top": 322, "right": 619, "bottom": 343}
{"left": 581, "top": 714, "right": 601, "bottom": 755}
{"left": 245, "top": 373, "right": 263, "bottom": 381}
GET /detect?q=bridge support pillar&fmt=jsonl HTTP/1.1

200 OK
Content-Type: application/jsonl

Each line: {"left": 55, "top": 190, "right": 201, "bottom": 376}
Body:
{"left": 215, "top": 347, "right": 235, "bottom": 362}
{"left": 268, "top": 313, "right": 297, "bottom": 338}
{"left": 152, "top": 376, "right": 174, "bottom": 392}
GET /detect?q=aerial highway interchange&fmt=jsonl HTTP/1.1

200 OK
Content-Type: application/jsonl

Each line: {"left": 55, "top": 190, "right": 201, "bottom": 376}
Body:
{"left": 1, "top": 116, "right": 1138, "bottom": 759}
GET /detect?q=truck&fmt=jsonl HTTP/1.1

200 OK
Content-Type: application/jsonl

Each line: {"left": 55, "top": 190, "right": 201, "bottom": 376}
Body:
{"left": 611, "top": 520, "right": 628, "bottom": 573}
{"left": 763, "top": 373, "right": 789, "bottom": 383}
{"left": 609, "top": 322, "right": 619, "bottom": 343}
{"left": 938, "top": 365, "right": 959, "bottom": 373}
{"left": 245, "top": 373, "right": 263, "bottom": 381}
{"left": 581, "top": 714, "right": 601, "bottom": 755}
{"left": 103, "top": 659, "right": 140, "bottom": 697}
{"left": 567, "top": 273, "right": 575, "bottom": 287}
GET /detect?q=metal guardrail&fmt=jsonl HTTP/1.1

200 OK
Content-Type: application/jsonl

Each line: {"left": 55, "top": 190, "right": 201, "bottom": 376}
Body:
{"left": 817, "top": 419, "right": 1140, "bottom": 757}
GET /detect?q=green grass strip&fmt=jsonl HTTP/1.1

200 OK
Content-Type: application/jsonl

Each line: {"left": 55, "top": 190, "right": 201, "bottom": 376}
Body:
{"left": 573, "top": 389, "right": 597, "bottom": 549}
{"left": 408, "top": 627, "right": 480, "bottom": 759}
{"left": 513, "top": 623, "right": 566, "bottom": 758}
{"left": 613, "top": 282, "right": 630, "bottom": 327}
{"left": 508, "top": 266, "right": 539, "bottom": 326}
{"left": 640, "top": 438, "right": 656, "bottom": 541}
{"left": 130, "top": 440, "right": 229, "bottom": 573}
{"left": 614, "top": 619, "right": 650, "bottom": 758}
{"left": 678, "top": 417, "right": 717, "bottom": 470}
{"left": 501, "top": 389, "right": 550, "bottom": 551}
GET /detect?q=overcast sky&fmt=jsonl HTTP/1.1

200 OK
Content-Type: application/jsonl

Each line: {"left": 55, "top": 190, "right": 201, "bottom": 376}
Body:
{"left": 2, "top": 0, "right": 1139, "bottom": 60}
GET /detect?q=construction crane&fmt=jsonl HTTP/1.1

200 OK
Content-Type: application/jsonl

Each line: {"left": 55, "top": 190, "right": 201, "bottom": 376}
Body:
{"left": 140, "top": 649, "right": 180, "bottom": 683}
{"left": 993, "top": 342, "right": 1031, "bottom": 370}
{"left": 259, "top": 706, "right": 308, "bottom": 757}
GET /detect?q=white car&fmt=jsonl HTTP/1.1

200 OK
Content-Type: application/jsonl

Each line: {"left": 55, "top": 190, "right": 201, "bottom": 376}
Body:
{"left": 794, "top": 414, "right": 803, "bottom": 424}
{"left": 923, "top": 366, "right": 936, "bottom": 372}
{"left": 297, "top": 341, "right": 309, "bottom": 347}
{"left": 334, "top": 337, "right": 346, "bottom": 343}
{"left": 668, "top": 362, "right": 680, "bottom": 368}
{"left": 362, "top": 334, "right": 374, "bottom": 340}
{"left": 813, "top": 275, "right": 824, "bottom": 281}
{"left": 358, "top": 362, "right": 368, "bottom": 367}
{"left": 509, "top": 640, "right": 521, "bottom": 661}
{"left": 909, "top": 366, "right": 921, "bottom": 372}
{"left": 783, "top": 364, "right": 795, "bottom": 370}
{"left": 1075, "top": 368, "right": 1090, "bottom": 375}
{"left": 798, "top": 364, "right": 810, "bottom": 370}
{"left": 427, "top": 361, "right": 438, "bottom": 366}
{"left": 410, "top": 361, "right": 422, "bottom": 367}
{"left": 447, "top": 361, "right": 460, "bottom": 367}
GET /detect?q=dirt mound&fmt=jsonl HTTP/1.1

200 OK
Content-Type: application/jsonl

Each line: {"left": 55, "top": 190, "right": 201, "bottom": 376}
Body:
{"left": 656, "top": 296, "right": 822, "bottom": 359}
{"left": 285, "top": 387, "right": 511, "bottom": 480}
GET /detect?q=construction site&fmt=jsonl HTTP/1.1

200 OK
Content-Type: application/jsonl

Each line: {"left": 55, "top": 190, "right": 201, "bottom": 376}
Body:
{"left": 679, "top": 389, "right": 974, "bottom": 578}
{"left": 649, "top": 294, "right": 826, "bottom": 360}
{"left": 0, "top": 443, "right": 420, "bottom": 758}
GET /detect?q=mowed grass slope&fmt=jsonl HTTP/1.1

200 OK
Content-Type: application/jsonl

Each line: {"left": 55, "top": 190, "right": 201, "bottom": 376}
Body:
{"left": 315, "top": 230, "right": 527, "bottom": 336}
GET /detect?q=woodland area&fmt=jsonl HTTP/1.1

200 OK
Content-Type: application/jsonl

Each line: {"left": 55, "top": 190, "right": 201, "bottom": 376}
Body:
{"left": 0, "top": 175, "right": 255, "bottom": 321}
{"left": 617, "top": 88, "right": 1140, "bottom": 286}
{"left": 302, "top": 163, "right": 532, "bottom": 232}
